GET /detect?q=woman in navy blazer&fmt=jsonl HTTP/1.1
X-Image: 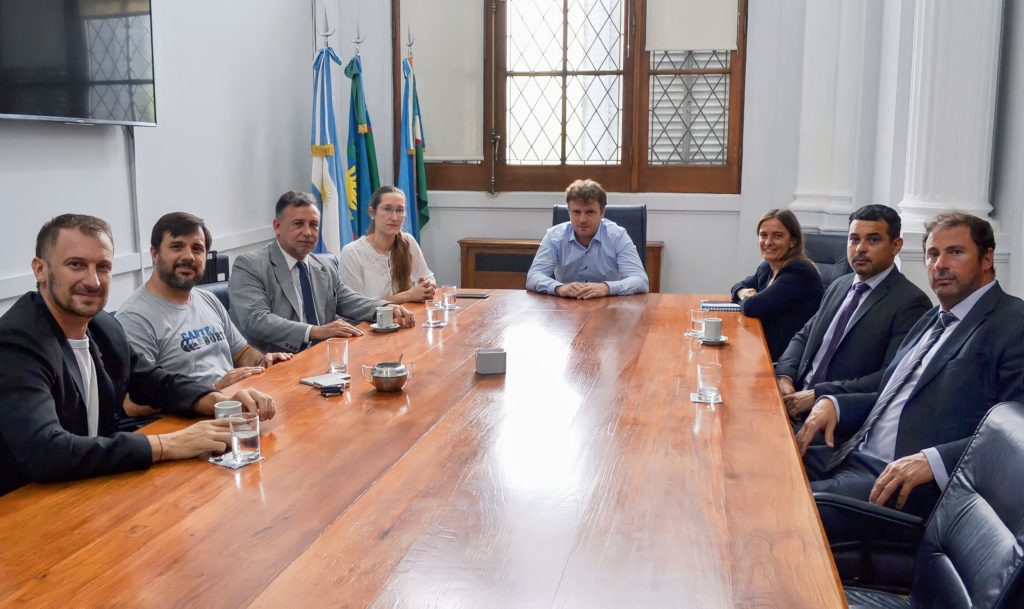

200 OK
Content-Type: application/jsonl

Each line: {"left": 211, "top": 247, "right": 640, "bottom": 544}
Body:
{"left": 731, "top": 209, "right": 823, "bottom": 362}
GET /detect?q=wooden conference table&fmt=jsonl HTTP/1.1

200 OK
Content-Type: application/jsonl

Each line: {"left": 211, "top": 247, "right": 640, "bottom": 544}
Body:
{"left": 0, "top": 291, "right": 845, "bottom": 608}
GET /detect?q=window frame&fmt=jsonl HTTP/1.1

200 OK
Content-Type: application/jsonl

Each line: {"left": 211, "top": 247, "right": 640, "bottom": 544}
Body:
{"left": 391, "top": 0, "right": 747, "bottom": 194}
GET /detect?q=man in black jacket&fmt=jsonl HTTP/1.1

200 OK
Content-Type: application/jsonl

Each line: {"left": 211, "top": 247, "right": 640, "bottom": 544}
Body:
{"left": 0, "top": 214, "right": 276, "bottom": 495}
{"left": 775, "top": 204, "right": 931, "bottom": 419}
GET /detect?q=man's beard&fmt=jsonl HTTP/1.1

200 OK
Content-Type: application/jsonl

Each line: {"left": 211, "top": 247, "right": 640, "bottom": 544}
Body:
{"left": 47, "top": 273, "right": 105, "bottom": 319}
{"left": 158, "top": 260, "right": 201, "bottom": 291}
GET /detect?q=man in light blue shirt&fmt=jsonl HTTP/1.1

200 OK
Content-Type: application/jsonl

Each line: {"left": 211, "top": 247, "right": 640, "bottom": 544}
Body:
{"left": 526, "top": 179, "right": 648, "bottom": 299}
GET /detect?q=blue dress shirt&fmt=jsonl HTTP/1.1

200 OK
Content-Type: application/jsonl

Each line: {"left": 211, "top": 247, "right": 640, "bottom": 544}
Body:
{"left": 525, "top": 219, "right": 649, "bottom": 296}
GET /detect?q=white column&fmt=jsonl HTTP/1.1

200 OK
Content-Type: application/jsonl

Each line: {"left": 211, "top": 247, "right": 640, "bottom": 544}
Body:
{"left": 790, "top": 0, "right": 881, "bottom": 232}
{"left": 898, "top": 0, "right": 1004, "bottom": 229}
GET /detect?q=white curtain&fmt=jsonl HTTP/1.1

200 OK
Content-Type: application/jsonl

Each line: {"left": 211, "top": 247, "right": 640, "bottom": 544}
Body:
{"left": 399, "top": 0, "right": 485, "bottom": 161}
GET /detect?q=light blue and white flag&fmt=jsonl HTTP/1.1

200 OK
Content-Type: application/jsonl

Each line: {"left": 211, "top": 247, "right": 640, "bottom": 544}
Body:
{"left": 310, "top": 46, "right": 354, "bottom": 254}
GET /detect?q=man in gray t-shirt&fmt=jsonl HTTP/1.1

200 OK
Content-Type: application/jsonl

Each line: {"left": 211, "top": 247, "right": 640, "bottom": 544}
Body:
{"left": 116, "top": 213, "right": 291, "bottom": 403}
{"left": 118, "top": 287, "right": 249, "bottom": 387}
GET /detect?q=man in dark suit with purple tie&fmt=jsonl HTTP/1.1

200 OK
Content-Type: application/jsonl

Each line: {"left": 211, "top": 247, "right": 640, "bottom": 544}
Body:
{"left": 775, "top": 205, "right": 931, "bottom": 419}
{"left": 796, "top": 211, "right": 1024, "bottom": 519}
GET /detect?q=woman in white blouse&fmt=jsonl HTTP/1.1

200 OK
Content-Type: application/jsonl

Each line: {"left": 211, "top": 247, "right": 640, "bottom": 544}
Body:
{"left": 339, "top": 186, "right": 436, "bottom": 303}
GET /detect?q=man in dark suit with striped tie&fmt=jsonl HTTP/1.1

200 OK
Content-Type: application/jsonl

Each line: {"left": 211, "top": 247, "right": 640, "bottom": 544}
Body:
{"left": 795, "top": 211, "right": 1024, "bottom": 518}
{"left": 775, "top": 205, "right": 931, "bottom": 419}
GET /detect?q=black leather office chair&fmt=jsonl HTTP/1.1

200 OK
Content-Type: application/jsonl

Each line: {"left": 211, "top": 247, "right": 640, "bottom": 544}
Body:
{"left": 815, "top": 401, "right": 1024, "bottom": 608}
{"left": 804, "top": 233, "right": 852, "bottom": 290}
{"left": 202, "top": 281, "right": 231, "bottom": 311}
{"left": 552, "top": 204, "right": 647, "bottom": 268}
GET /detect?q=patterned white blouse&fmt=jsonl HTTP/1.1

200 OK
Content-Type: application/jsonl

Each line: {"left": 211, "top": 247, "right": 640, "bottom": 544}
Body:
{"left": 338, "top": 234, "right": 434, "bottom": 300}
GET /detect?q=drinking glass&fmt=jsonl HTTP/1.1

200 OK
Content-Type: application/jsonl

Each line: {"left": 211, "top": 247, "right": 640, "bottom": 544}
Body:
{"left": 228, "top": 413, "right": 260, "bottom": 463}
{"left": 442, "top": 285, "right": 458, "bottom": 309}
{"left": 327, "top": 338, "right": 348, "bottom": 374}
{"left": 697, "top": 362, "right": 722, "bottom": 403}
{"left": 424, "top": 299, "right": 444, "bottom": 326}
{"left": 690, "top": 309, "right": 705, "bottom": 334}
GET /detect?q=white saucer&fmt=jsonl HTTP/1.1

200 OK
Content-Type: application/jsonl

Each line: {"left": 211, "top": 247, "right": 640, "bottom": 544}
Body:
{"left": 422, "top": 321, "right": 448, "bottom": 328}
{"left": 699, "top": 335, "right": 728, "bottom": 346}
{"left": 370, "top": 322, "right": 400, "bottom": 333}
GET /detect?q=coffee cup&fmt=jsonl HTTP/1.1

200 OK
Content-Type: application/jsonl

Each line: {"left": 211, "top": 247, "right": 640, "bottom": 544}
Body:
{"left": 375, "top": 306, "right": 394, "bottom": 328}
{"left": 214, "top": 400, "right": 243, "bottom": 419}
{"left": 703, "top": 317, "right": 723, "bottom": 341}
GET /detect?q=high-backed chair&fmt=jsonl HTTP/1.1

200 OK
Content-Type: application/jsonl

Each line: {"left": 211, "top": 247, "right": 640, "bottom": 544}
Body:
{"left": 202, "top": 281, "right": 231, "bottom": 311}
{"left": 816, "top": 401, "right": 1024, "bottom": 608}
{"left": 804, "top": 232, "right": 852, "bottom": 289}
{"left": 552, "top": 204, "right": 647, "bottom": 268}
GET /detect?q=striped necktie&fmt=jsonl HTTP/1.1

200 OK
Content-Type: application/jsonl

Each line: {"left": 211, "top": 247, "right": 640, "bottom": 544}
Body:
{"left": 827, "top": 310, "right": 956, "bottom": 470}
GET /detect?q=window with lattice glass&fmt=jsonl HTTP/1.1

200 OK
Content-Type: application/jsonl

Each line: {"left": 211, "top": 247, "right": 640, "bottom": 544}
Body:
{"left": 85, "top": 13, "right": 155, "bottom": 123}
{"left": 505, "top": 0, "right": 624, "bottom": 166}
{"left": 392, "top": 0, "right": 746, "bottom": 193}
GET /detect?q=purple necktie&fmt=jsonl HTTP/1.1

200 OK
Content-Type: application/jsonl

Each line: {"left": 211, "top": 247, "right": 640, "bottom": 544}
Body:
{"left": 806, "top": 282, "right": 871, "bottom": 388}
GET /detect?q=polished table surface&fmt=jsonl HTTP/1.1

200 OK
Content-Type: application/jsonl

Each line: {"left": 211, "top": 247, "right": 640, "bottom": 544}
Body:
{"left": 0, "top": 291, "right": 845, "bottom": 608}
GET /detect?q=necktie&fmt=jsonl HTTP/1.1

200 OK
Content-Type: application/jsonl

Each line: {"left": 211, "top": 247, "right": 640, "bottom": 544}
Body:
{"left": 827, "top": 310, "right": 956, "bottom": 470}
{"left": 806, "top": 282, "right": 872, "bottom": 387}
{"left": 297, "top": 260, "right": 319, "bottom": 326}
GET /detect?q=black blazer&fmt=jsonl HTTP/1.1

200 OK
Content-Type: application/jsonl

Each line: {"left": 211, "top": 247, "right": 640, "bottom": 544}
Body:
{"left": 834, "top": 283, "right": 1024, "bottom": 476}
{"left": 774, "top": 268, "right": 931, "bottom": 398}
{"left": 731, "top": 258, "right": 824, "bottom": 362}
{"left": 0, "top": 292, "right": 213, "bottom": 495}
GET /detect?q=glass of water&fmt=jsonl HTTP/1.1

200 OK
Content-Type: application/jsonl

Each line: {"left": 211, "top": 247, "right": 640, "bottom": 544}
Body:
{"left": 228, "top": 412, "right": 260, "bottom": 463}
{"left": 697, "top": 362, "right": 722, "bottom": 404}
{"left": 441, "top": 285, "right": 458, "bottom": 309}
{"left": 690, "top": 309, "right": 705, "bottom": 335}
{"left": 326, "top": 338, "right": 348, "bottom": 374}
{"left": 424, "top": 299, "right": 444, "bottom": 327}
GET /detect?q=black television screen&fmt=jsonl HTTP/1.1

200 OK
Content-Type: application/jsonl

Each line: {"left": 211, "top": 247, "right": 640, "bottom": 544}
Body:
{"left": 0, "top": 0, "right": 156, "bottom": 126}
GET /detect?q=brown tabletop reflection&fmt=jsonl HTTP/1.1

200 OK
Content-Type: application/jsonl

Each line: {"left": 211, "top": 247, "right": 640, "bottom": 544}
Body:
{"left": 0, "top": 291, "right": 844, "bottom": 609}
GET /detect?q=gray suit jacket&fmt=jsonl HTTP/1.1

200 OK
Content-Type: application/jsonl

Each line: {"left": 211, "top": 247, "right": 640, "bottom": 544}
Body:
{"left": 229, "top": 242, "right": 386, "bottom": 353}
{"left": 775, "top": 268, "right": 931, "bottom": 398}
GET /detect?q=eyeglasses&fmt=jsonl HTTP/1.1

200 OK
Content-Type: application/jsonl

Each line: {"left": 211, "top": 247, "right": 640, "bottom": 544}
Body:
{"left": 377, "top": 206, "right": 406, "bottom": 217}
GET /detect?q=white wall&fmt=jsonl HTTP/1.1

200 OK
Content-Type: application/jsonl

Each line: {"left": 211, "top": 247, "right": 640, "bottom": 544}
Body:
{"left": 0, "top": 0, "right": 313, "bottom": 313}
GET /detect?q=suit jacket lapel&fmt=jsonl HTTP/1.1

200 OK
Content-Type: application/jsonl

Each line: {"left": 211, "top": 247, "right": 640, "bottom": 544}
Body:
{"left": 269, "top": 244, "right": 303, "bottom": 320}
{"left": 60, "top": 339, "right": 87, "bottom": 412}
{"left": 307, "top": 255, "right": 331, "bottom": 324}
{"left": 908, "top": 285, "right": 1001, "bottom": 401}
{"left": 799, "top": 276, "right": 853, "bottom": 380}
{"left": 87, "top": 329, "right": 117, "bottom": 433}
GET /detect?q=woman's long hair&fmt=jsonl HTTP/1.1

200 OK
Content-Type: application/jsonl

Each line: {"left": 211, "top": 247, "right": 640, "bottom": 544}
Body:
{"left": 367, "top": 186, "right": 413, "bottom": 293}
{"left": 756, "top": 208, "right": 810, "bottom": 265}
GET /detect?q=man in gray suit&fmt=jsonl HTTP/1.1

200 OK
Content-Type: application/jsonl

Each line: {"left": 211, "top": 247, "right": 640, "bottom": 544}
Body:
{"left": 775, "top": 204, "right": 931, "bottom": 419}
{"left": 230, "top": 191, "right": 415, "bottom": 354}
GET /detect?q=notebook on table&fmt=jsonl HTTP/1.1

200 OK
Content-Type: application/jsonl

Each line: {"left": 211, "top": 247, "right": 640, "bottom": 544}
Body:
{"left": 700, "top": 300, "right": 741, "bottom": 312}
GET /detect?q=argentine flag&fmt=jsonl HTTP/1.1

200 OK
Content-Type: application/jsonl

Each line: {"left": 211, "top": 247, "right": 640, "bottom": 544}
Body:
{"left": 310, "top": 46, "right": 354, "bottom": 255}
